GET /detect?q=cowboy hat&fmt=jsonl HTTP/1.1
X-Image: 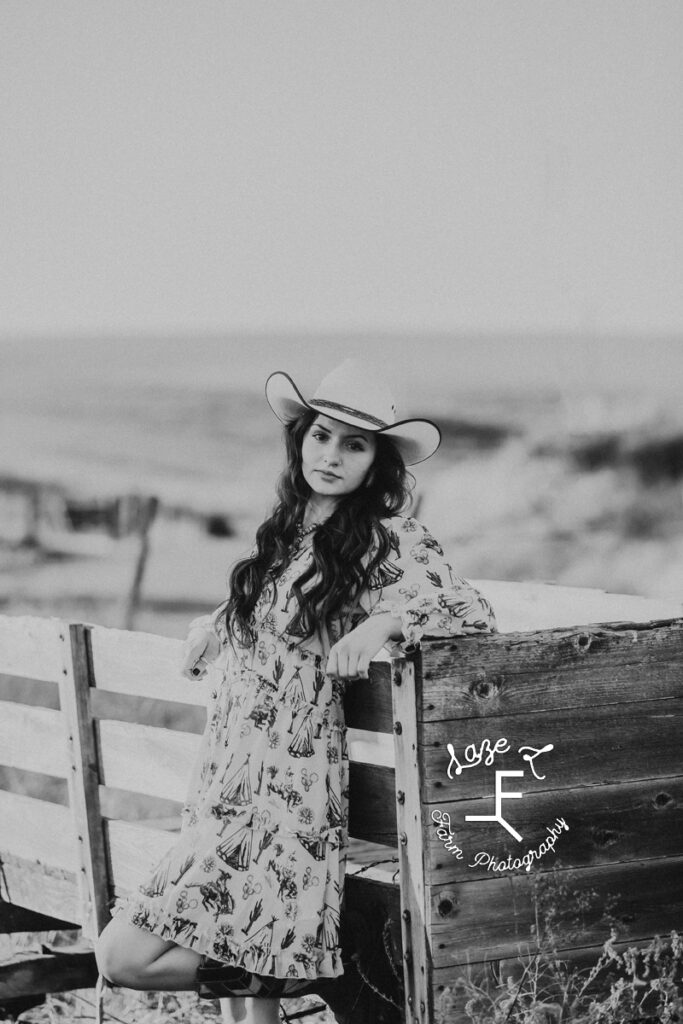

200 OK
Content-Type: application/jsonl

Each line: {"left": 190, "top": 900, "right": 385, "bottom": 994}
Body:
{"left": 265, "top": 359, "right": 441, "bottom": 465}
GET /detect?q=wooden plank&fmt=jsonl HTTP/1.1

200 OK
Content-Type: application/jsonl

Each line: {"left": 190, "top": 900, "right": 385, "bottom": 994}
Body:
{"left": 0, "top": 701, "right": 69, "bottom": 777}
{"left": 419, "top": 619, "right": 683, "bottom": 722}
{"left": 0, "top": 615, "right": 66, "bottom": 683}
{"left": 0, "top": 790, "right": 78, "bottom": 870}
{"left": 88, "top": 625, "right": 215, "bottom": 705}
{"left": 429, "top": 856, "right": 683, "bottom": 968}
{"left": 0, "top": 903, "right": 77, "bottom": 934}
{"left": 422, "top": 696, "right": 683, "bottom": 801}
{"left": 106, "top": 819, "right": 179, "bottom": 897}
{"left": 0, "top": 853, "right": 81, "bottom": 924}
{"left": 344, "top": 662, "right": 393, "bottom": 733}
{"left": 97, "top": 719, "right": 201, "bottom": 803}
{"left": 348, "top": 763, "right": 397, "bottom": 845}
{"left": 426, "top": 776, "right": 683, "bottom": 883}
{"left": 60, "top": 626, "right": 111, "bottom": 940}
{"left": 392, "top": 654, "right": 433, "bottom": 1024}
{"left": 0, "top": 950, "right": 98, "bottom": 998}
{"left": 347, "top": 729, "right": 394, "bottom": 767}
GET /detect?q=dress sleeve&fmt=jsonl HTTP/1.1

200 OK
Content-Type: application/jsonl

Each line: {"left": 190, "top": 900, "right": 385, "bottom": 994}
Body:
{"left": 186, "top": 600, "right": 229, "bottom": 647}
{"left": 367, "top": 516, "right": 497, "bottom": 650}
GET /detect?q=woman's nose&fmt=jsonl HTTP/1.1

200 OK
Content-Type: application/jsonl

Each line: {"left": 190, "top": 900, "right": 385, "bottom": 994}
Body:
{"left": 325, "top": 445, "right": 341, "bottom": 464}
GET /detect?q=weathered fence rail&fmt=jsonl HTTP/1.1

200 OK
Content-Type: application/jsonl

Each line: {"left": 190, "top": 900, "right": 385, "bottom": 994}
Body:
{"left": 1, "top": 583, "right": 682, "bottom": 1022}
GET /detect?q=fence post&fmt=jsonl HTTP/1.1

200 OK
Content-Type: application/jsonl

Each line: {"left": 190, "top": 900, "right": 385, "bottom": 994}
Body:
{"left": 391, "top": 653, "right": 432, "bottom": 1024}
{"left": 57, "top": 625, "right": 111, "bottom": 940}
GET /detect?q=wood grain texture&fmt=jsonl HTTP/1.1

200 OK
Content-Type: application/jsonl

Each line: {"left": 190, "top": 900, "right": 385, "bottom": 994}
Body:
{"left": 97, "top": 719, "right": 200, "bottom": 803}
{"left": 0, "top": 616, "right": 67, "bottom": 683}
{"left": 0, "top": 853, "right": 80, "bottom": 924}
{"left": 344, "top": 661, "right": 393, "bottom": 733}
{"left": 425, "top": 776, "right": 683, "bottom": 882}
{"left": 422, "top": 696, "right": 683, "bottom": 801}
{"left": 392, "top": 655, "right": 433, "bottom": 1024}
{"left": 60, "top": 626, "right": 112, "bottom": 939}
{"left": 348, "top": 763, "right": 397, "bottom": 845}
{"left": 0, "top": 904, "right": 77, "bottom": 935}
{"left": 0, "top": 790, "right": 77, "bottom": 870}
{"left": 419, "top": 620, "right": 683, "bottom": 721}
{"left": 0, "top": 950, "right": 98, "bottom": 999}
{"left": 0, "top": 701, "right": 68, "bottom": 777}
{"left": 428, "top": 855, "right": 683, "bottom": 968}
{"left": 87, "top": 624, "right": 216, "bottom": 705}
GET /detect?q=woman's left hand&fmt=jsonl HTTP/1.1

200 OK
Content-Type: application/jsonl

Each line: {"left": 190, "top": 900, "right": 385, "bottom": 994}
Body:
{"left": 326, "top": 613, "right": 403, "bottom": 681}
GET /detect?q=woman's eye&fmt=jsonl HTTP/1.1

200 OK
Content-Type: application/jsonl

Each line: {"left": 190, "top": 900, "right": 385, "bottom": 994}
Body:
{"left": 312, "top": 432, "right": 328, "bottom": 442}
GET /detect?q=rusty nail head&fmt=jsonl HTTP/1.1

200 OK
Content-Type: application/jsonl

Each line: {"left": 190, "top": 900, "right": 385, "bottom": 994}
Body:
{"left": 397, "top": 790, "right": 405, "bottom": 804}
{"left": 400, "top": 832, "right": 408, "bottom": 845}
{"left": 394, "top": 721, "right": 402, "bottom": 734}
{"left": 402, "top": 909, "right": 410, "bottom": 922}
{"left": 393, "top": 669, "right": 402, "bottom": 686}
{"left": 407, "top": 995, "right": 413, "bottom": 1008}
{"left": 420, "top": 1002, "right": 426, "bottom": 1013}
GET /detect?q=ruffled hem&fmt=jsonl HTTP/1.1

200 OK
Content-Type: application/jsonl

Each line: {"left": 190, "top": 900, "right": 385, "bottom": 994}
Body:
{"left": 111, "top": 895, "right": 345, "bottom": 981}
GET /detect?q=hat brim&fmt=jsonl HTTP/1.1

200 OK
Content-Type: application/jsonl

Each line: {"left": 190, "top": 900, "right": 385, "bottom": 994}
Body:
{"left": 265, "top": 371, "right": 441, "bottom": 466}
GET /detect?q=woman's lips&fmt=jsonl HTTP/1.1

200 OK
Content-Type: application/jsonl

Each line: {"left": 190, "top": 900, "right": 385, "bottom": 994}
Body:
{"left": 317, "top": 470, "right": 341, "bottom": 480}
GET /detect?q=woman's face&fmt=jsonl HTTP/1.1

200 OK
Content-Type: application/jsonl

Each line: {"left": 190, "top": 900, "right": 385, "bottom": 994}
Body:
{"left": 301, "top": 415, "right": 377, "bottom": 503}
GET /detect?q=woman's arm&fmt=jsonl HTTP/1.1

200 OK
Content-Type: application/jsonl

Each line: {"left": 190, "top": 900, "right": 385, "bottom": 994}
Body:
{"left": 326, "top": 516, "right": 496, "bottom": 680}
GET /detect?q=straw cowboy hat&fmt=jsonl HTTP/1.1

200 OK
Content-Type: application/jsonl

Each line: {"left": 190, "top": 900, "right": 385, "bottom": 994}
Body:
{"left": 265, "top": 359, "right": 441, "bottom": 466}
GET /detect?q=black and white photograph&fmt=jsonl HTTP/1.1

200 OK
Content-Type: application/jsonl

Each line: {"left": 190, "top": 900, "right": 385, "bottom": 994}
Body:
{"left": 1, "top": 4, "right": 682, "bottom": 1024}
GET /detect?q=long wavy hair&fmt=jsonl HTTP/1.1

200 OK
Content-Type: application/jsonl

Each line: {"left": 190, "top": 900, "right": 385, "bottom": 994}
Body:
{"left": 224, "top": 408, "right": 414, "bottom": 647}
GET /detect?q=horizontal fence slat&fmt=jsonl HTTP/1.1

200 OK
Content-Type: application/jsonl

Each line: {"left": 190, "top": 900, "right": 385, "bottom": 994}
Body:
{"left": 429, "top": 855, "right": 683, "bottom": 967}
{"left": 0, "top": 701, "right": 69, "bottom": 777}
{"left": 422, "top": 696, "right": 683, "bottom": 801}
{"left": 88, "top": 626, "right": 214, "bottom": 706}
{"left": 98, "top": 721, "right": 201, "bottom": 803}
{"left": 107, "top": 819, "right": 181, "bottom": 898}
{"left": 344, "top": 663, "right": 393, "bottom": 733}
{"left": 0, "top": 852, "right": 81, "bottom": 924}
{"left": 0, "top": 791, "right": 78, "bottom": 871}
{"left": 348, "top": 764, "right": 397, "bottom": 845}
{"left": 347, "top": 729, "right": 394, "bottom": 767}
{"left": 0, "top": 616, "right": 66, "bottom": 684}
{"left": 420, "top": 619, "right": 683, "bottom": 721}
{"left": 425, "top": 776, "right": 683, "bottom": 883}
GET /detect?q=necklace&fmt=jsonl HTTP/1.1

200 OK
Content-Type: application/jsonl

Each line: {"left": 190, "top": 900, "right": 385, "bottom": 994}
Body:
{"left": 295, "top": 520, "right": 322, "bottom": 541}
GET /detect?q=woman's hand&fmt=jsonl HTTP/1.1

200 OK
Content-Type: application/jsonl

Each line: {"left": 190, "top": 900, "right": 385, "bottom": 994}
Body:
{"left": 326, "top": 613, "right": 403, "bottom": 681}
{"left": 181, "top": 626, "right": 221, "bottom": 680}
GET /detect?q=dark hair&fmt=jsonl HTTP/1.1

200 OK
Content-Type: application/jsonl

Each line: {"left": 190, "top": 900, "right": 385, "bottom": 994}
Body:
{"left": 224, "top": 409, "right": 414, "bottom": 647}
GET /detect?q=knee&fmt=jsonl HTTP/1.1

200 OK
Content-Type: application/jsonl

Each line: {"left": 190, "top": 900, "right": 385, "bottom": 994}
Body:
{"left": 94, "top": 921, "right": 139, "bottom": 988}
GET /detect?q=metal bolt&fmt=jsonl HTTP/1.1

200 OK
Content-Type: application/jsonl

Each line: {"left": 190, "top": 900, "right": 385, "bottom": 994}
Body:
{"left": 397, "top": 790, "right": 405, "bottom": 804}
{"left": 404, "top": 950, "right": 412, "bottom": 966}
{"left": 402, "top": 909, "right": 411, "bottom": 922}
{"left": 394, "top": 721, "right": 402, "bottom": 735}
{"left": 400, "top": 832, "right": 408, "bottom": 846}
{"left": 407, "top": 995, "right": 413, "bottom": 1008}
{"left": 393, "top": 669, "right": 402, "bottom": 686}
{"left": 420, "top": 1002, "right": 426, "bottom": 1013}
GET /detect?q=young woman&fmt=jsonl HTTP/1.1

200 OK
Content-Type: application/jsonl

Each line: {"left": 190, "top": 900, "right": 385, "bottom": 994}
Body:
{"left": 95, "top": 359, "right": 497, "bottom": 1024}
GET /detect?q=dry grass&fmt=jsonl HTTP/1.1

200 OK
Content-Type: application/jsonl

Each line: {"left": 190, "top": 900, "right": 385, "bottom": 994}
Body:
{"left": 17, "top": 988, "right": 335, "bottom": 1024}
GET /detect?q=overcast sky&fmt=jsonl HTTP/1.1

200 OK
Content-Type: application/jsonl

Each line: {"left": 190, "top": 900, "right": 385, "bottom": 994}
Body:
{"left": 1, "top": 2, "right": 682, "bottom": 339}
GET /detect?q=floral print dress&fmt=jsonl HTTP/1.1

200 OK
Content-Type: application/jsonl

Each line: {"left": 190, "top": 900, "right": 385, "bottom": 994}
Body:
{"left": 112, "top": 515, "right": 496, "bottom": 981}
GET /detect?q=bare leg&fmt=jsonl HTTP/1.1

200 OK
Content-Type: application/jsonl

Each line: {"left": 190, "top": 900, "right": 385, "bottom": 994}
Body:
{"left": 95, "top": 915, "right": 201, "bottom": 989}
{"left": 96, "top": 916, "right": 281, "bottom": 1023}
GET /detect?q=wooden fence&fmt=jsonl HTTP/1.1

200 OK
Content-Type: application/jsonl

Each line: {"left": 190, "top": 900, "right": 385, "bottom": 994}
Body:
{"left": 1, "top": 584, "right": 682, "bottom": 1023}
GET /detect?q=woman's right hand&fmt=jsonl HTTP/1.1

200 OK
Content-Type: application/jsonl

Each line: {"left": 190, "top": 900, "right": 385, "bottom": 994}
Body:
{"left": 181, "top": 627, "right": 221, "bottom": 680}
